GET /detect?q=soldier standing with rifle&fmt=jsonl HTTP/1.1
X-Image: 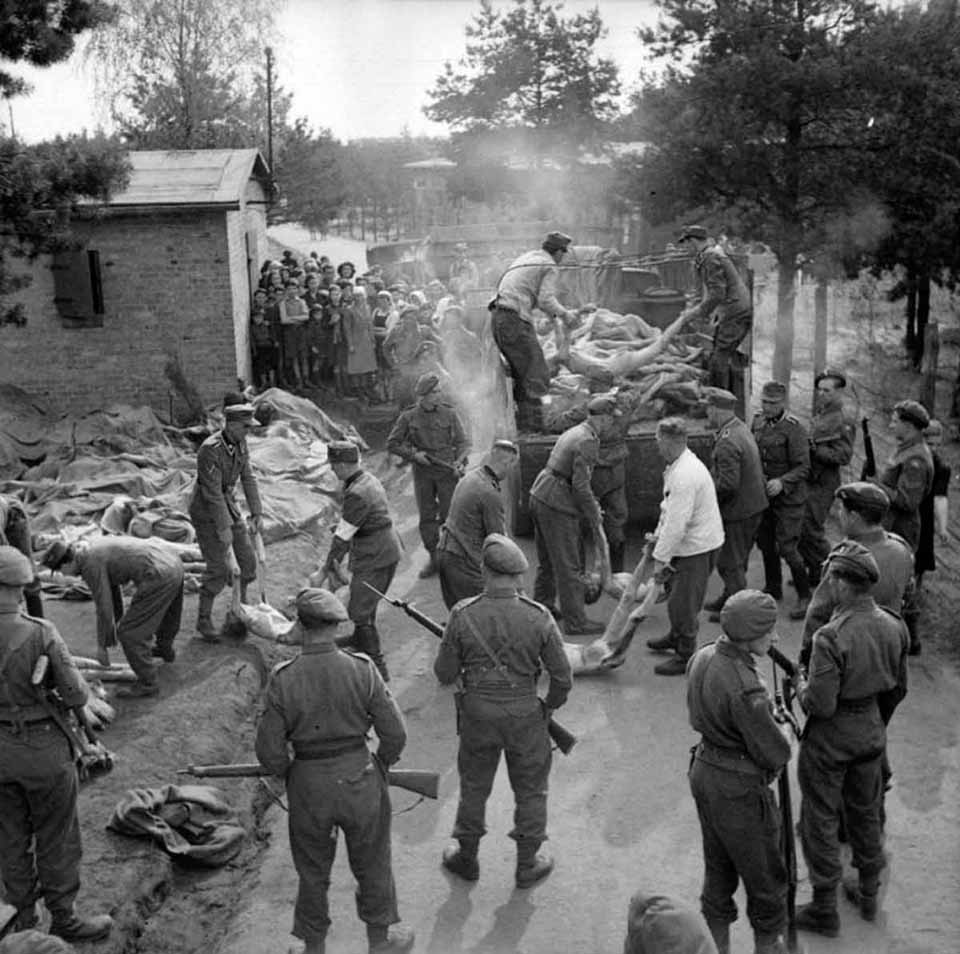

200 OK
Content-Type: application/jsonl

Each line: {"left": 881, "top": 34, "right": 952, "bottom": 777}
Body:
{"left": 0, "top": 546, "right": 113, "bottom": 943}
{"left": 255, "top": 588, "right": 414, "bottom": 954}
{"left": 686, "top": 589, "right": 791, "bottom": 954}
{"left": 387, "top": 372, "right": 469, "bottom": 579}
{"left": 322, "top": 441, "right": 402, "bottom": 682}
{"left": 434, "top": 534, "right": 573, "bottom": 888}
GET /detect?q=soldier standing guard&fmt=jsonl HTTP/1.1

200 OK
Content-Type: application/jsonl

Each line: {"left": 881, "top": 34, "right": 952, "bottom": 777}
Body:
{"left": 752, "top": 381, "right": 811, "bottom": 619}
{"left": 0, "top": 546, "right": 113, "bottom": 943}
{"left": 188, "top": 400, "right": 263, "bottom": 641}
{"left": 255, "top": 588, "right": 413, "bottom": 954}
{"left": 434, "top": 534, "right": 572, "bottom": 888}
{"left": 387, "top": 372, "right": 469, "bottom": 579}
{"left": 321, "top": 441, "right": 402, "bottom": 682}
{"left": 686, "top": 590, "right": 791, "bottom": 954}
{"left": 798, "top": 370, "right": 855, "bottom": 585}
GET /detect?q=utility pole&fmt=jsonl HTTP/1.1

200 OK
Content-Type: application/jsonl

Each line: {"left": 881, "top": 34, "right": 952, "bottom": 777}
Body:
{"left": 265, "top": 46, "right": 274, "bottom": 176}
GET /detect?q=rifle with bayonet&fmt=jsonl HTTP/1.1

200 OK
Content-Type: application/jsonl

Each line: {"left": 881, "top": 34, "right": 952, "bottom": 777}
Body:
{"left": 768, "top": 646, "right": 803, "bottom": 954}
{"left": 362, "top": 581, "right": 577, "bottom": 755}
{"left": 179, "top": 762, "right": 439, "bottom": 799}
{"left": 860, "top": 417, "right": 876, "bottom": 480}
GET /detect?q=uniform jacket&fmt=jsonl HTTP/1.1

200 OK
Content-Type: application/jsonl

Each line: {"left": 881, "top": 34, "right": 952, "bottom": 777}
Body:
{"left": 808, "top": 402, "right": 855, "bottom": 492}
{"left": 691, "top": 245, "right": 752, "bottom": 323}
{"left": 340, "top": 469, "right": 402, "bottom": 572}
{"left": 435, "top": 585, "right": 572, "bottom": 709}
{"left": 493, "top": 249, "right": 568, "bottom": 323}
{"left": 437, "top": 465, "right": 507, "bottom": 566}
{"left": 529, "top": 420, "right": 602, "bottom": 523}
{"left": 547, "top": 402, "right": 629, "bottom": 469}
{"left": 752, "top": 411, "right": 810, "bottom": 507}
{"left": 255, "top": 640, "right": 406, "bottom": 776}
{"left": 686, "top": 636, "right": 790, "bottom": 775}
{"left": 189, "top": 431, "right": 262, "bottom": 538}
{"left": 710, "top": 416, "right": 768, "bottom": 521}
{"left": 387, "top": 402, "right": 469, "bottom": 467}
{"left": 652, "top": 448, "right": 725, "bottom": 563}
{"left": 877, "top": 434, "right": 934, "bottom": 549}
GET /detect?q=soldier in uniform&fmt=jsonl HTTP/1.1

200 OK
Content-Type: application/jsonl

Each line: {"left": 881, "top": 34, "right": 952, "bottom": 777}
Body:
{"left": 41, "top": 537, "right": 184, "bottom": 698}
{"left": 489, "top": 231, "right": 581, "bottom": 431}
{"left": 794, "top": 542, "right": 909, "bottom": 935}
{"left": 0, "top": 546, "right": 113, "bottom": 943}
{"left": 798, "top": 370, "right": 855, "bottom": 586}
{"left": 321, "top": 441, "right": 402, "bottom": 682}
{"left": 436, "top": 439, "right": 520, "bottom": 609}
{"left": 675, "top": 226, "right": 752, "bottom": 401}
{"left": 686, "top": 590, "right": 791, "bottom": 954}
{"left": 387, "top": 372, "right": 469, "bottom": 579}
{"left": 528, "top": 395, "right": 620, "bottom": 635}
{"left": 875, "top": 399, "right": 934, "bottom": 551}
{"left": 188, "top": 400, "right": 262, "bottom": 641}
{"left": 434, "top": 534, "right": 572, "bottom": 888}
{"left": 0, "top": 495, "right": 43, "bottom": 619}
{"left": 752, "top": 381, "right": 811, "bottom": 619}
{"left": 255, "top": 588, "right": 413, "bottom": 954}
{"left": 702, "top": 387, "right": 767, "bottom": 620}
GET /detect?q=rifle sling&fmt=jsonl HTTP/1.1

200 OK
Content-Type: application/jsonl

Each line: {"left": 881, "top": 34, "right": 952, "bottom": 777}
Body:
{"left": 458, "top": 612, "right": 519, "bottom": 690}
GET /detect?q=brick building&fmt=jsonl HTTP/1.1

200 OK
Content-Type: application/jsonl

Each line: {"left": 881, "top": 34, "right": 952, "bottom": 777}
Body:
{"left": 0, "top": 149, "right": 272, "bottom": 417}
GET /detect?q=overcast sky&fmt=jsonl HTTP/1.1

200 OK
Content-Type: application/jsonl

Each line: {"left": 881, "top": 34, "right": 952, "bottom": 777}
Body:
{"left": 7, "top": 0, "right": 660, "bottom": 144}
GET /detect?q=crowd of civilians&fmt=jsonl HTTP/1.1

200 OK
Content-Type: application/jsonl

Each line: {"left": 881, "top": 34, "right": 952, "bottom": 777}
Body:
{"left": 249, "top": 246, "right": 486, "bottom": 406}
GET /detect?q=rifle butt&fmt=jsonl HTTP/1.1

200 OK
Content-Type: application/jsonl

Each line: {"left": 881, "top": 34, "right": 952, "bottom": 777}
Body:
{"left": 768, "top": 646, "right": 797, "bottom": 677}
{"left": 387, "top": 769, "right": 440, "bottom": 800}
{"left": 548, "top": 718, "right": 577, "bottom": 755}
{"left": 180, "top": 763, "right": 270, "bottom": 778}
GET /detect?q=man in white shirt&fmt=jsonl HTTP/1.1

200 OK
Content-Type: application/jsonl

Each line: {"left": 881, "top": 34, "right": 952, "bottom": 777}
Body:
{"left": 646, "top": 418, "right": 725, "bottom": 676}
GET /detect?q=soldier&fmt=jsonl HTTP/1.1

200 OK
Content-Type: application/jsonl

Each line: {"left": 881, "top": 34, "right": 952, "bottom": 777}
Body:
{"left": 434, "top": 534, "right": 572, "bottom": 888}
{"left": 702, "top": 387, "right": 767, "bottom": 620}
{"left": 623, "top": 891, "right": 719, "bottom": 954}
{"left": 645, "top": 418, "right": 725, "bottom": 677}
{"left": 529, "top": 394, "right": 620, "bottom": 635}
{"left": 41, "top": 537, "right": 184, "bottom": 698}
{"left": 0, "top": 546, "right": 113, "bottom": 943}
{"left": 0, "top": 494, "right": 43, "bottom": 618}
{"left": 387, "top": 372, "right": 469, "bottom": 579}
{"left": 188, "top": 400, "right": 262, "bottom": 641}
{"left": 675, "top": 226, "right": 752, "bottom": 400}
{"left": 489, "top": 231, "right": 581, "bottom": 431}
{"left": 752, "top": 381, "right": 811, "bottom": 619}
{"left": 436, "top": 439, "right": 520, "bottom": 609}
{"left": 255, "top": 588, "right": 413, "bottom": 954}
{"left": 798, "top": 370, "right": 855, "bottom": 586}
{"left": 686, "top": 590, "right": 791, "bottom": 954}
{"left": 875, "top": 399, "right": 934, "bottom": 551}
{"left": 794, "top": 542, "right": 909, "bottom": 935}
{"left": 915, "top": 418, "right": 951, "bottom": 593}
{"left": 321, "top": 441, "right": 402, "bottom": 681}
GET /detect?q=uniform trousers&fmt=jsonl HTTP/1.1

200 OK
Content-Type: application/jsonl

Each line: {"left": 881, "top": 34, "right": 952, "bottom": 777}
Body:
{"left": 436, "top": 550, "right": 482, "bottom": 610}
{"left": 798, "top": 484, "right": 835, "bottom": 583}
{"left": 592, "top": 462, "right": 628, "bottom": 551}
{"left": 667, "top": 550, "right": 717, "bottom": 660}
{"left": 412, "top": 465, "right": 458, "bottom": 555}
{"left": 756, "top": 501, "right": 809, "bottom": 596}
{"left": 716, "top": 513, "right": 763, "bottom": 599}
{"left": 530, "top": 499, "right": 587, "bottom": 631}
{"left": 689, "top": 757, "right": 786, "bottom": 935}
{"left": 0, "top": 723, "right": 82, "bottom": 917}
{"left": 117, "top": 565, "right": 184, "bottom": 685}
{"left": 192, "top": 517, "right": 257, "bottom": 598}
{"left": 287, "top": 751, "right": 399, "bottom": 943}
{"left": 453, "top": 693, "right": 552, "bottom": 843}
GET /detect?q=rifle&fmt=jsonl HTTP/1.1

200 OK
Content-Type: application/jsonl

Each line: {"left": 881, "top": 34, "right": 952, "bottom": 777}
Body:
{"left": 860, "top": 417, "right": 876, "bottom": 480}
{"left": 768, "top": 646, "right": 802, "bottom": 954}
{"left": 179, "top": 762, "right": 439, "bottom": 800}
{"left": 422, "top": 453, "right": 464, "bottom": 478}
{"left": 362, "top": 581, "right": 577, "bottom": 755}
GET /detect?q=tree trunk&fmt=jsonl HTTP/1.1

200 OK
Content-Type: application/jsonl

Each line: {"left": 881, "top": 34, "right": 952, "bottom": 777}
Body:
{"left": 915, "top": 269, "right": 931, "bottom": 368}
{"left": 773, "top": 257, "right": 798, "bottom": 393}
{"left": 905, "top": 266, "right": 917, "bottom": 355}
{"left": 920, "top": 320, "right": 939, "bottom": 415}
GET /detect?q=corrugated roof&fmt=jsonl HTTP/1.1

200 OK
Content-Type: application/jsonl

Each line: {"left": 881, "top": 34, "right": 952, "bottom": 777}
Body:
{"left": 106, "top": 149, "right": 271, "bottom": 207}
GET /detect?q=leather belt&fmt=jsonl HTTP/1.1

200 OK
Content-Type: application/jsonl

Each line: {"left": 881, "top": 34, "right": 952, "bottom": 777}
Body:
{"left": 695, "top": 741, "right": 765, "bottom": 776}
{"left": 837, "top": 696, "right": 877, "bottom": 713}
{"left": 354, "top": 523, "right": 392, "bottom": 538}
{"left": 293, "top": 739, "right": 366, "bottom": 761}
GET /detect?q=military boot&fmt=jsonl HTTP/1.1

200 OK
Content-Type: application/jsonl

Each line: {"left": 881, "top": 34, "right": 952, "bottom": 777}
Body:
{"left": 703, "top": 593, "right": 728, "bottom": 614}
{"left": 367, "top": 923, "right": 415, "bottom": 953}
{"left": 303, "top": 936, "right": 326, "bottom": 954}
{"left": 609, "top": 541, "right": 625, "bottom": 574}
{"left": 754, "top": 931, "right": 787, "bottom": 954}
{"left": 11, "top": 903, "right": 38, "bottom": 932}
{"left": 704, "top": 918, "right": 730, "bottom": 954}
{"left": 442, "top": 837, "right": 480, "bottom": 881}
{"left": 843, "top": 870, "right": 881, "bottom": 921}
{"left": 796, "top": 885, "right": 840, "bottom": 937}
{"left": 515, "top": 839, "right": 554, "bottom": 888}
{"left": 418, "top": 552, "right": 438, "bottom": 579}
{"left": 355, "top": 624, "right": 389, "bottom": 682}
{"left": 196, "top": 593, "right": 219, "bottom": 642}
{"left": 49, "top": 909, "right": 114, "bottom": 942}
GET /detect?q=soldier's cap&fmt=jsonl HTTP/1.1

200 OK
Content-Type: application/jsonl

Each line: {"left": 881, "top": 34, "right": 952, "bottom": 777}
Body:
{"left": 587, "top": 393, "right": 620, "bottom": 416}
{"left": 677, "top": 225, "right": 709, "bottom": 243}
{"left": 815, "top": 368, "right": 847, "bottom": 389}
{"left": 823, "top": 540, "right": 880, "bottom": 584}
{"left": 296, "top": 587, "right": 349, "bottom": 625}
{"left": 0, "top": 545, "right": 34, "bottom": 586}
{"left": 835, "top": 481, "right": 890, "bottom": 513}
{"left": 761, "top": 381, "right": 787, "bottom": 400}
{"left": 327, "top": 440, "right": 360, "bottom": 464}
{"left": 492, "top": 438, "right": 519, "bottom": 455}
{"left": 416, "top": 372, "right": 441, "bottom": 396}
{"left": 482, "top": 533, "right": 529, "bottom": 574}
{"left": 624, "top": 891, "right": 716, "bottom": 954}
{"left": 542, "top": 231, "right": 573, "bottom": 253}
{"left": 720, "top": 589, "right": 778, "bottom": 642}
{"left": 893, "top": 399, "right": 930, "bottom": 430}
{"left": 224, "top": 403, "right": 257, "bottom": 422}
{"left": 701, "top": 386, "right": 737, "bottom": 409}
{"left": 39, "top": 539, "right": 71, "bottom": 573}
